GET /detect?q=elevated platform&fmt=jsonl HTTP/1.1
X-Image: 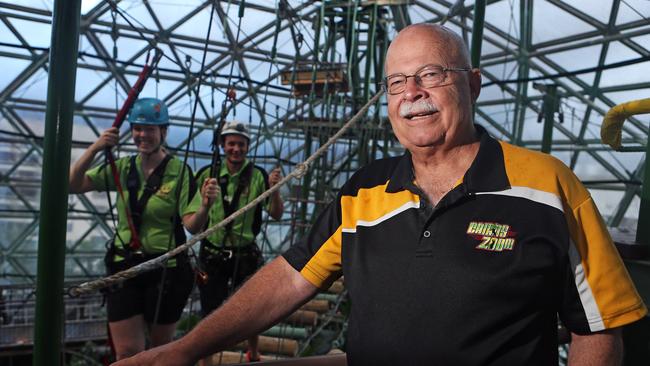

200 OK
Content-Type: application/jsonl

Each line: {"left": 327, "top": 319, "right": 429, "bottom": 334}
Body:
{"left": 280, "top": 64, "right": 348, "bottom": 97}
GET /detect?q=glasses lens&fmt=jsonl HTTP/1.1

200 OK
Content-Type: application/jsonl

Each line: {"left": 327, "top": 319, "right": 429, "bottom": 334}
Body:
{"left": 385, "top": 65, "right": 447, "bottom": 95}
{"left": 386, "top": 75, "right": 407, "bottom": 95}
{"left": 235, "top": 123, "right": 245, "bottom": 132}
{"left": 417, "top": 66, "right": 445, "bottom": 88}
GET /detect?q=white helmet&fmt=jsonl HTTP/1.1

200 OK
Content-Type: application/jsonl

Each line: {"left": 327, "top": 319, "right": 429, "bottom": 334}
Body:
{"left": 220, "top": 121, "right": 250, "bottom": 141}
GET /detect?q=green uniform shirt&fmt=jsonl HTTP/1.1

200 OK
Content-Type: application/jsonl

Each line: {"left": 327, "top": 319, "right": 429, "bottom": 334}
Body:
{"left": 191, "top": 159, "right": 269, "bottom": 250}
{"left": 87, "top": 155, "right": 196, "bottom": 257}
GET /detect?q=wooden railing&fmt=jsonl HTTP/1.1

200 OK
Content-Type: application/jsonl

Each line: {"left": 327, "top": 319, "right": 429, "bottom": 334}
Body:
{"left": 232, "top": 354, "right": 346, "bottom": 366}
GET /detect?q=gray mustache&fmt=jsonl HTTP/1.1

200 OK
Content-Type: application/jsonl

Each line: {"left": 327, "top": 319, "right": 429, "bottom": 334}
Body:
{"left": 399, "top": 100, "right": 438, "bottom": 117}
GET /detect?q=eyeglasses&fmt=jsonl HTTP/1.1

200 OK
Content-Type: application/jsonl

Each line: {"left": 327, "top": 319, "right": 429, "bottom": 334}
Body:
{"left": 383, "top": 64, "right": 471, "bottom": 95}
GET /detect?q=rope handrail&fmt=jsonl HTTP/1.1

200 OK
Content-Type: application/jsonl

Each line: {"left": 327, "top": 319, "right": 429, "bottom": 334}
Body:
{"left": 68, "top": 90, "right": 384, "bottom": 297}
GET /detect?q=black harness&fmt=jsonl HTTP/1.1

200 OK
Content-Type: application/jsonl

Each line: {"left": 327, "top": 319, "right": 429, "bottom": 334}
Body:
{"left": 219, "top": 162, "right": 253, "bottom": 240}
{"left": 107, "top": 155, "right": 195, "bottom": 264}
{"left": 199, "top": 162, "right": 254, "bottom": 251}
{"left": 127, "top": 154, "right": 173, "bottom": 237}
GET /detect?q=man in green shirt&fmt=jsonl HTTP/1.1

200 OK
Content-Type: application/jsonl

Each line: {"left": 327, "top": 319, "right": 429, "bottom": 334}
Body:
{"left": 190, "top": 121, "right": 283, "bottom": 362}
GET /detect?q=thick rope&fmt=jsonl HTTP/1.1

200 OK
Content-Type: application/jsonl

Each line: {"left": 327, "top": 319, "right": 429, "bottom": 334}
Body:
{"left": 68, "top": 90, "right": 384, "bottom": 297}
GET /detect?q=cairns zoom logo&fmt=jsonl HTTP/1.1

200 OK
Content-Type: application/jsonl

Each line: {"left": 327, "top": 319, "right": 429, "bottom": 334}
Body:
{"left": 466, "top": 221, "right": 516, "bottom": 252}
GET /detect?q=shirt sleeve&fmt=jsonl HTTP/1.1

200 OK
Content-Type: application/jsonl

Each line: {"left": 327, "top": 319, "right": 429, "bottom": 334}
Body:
{"left": 185, "top": 189, "right": 202, "bottom": 217}
{"left": 85, "top": 158, "right": 124, "bottom": 192}
{"left": 179, "top": 163, "right": 199, "bottom": 217}
{"left": 282, "top": 192, "right": 344, "bottom": 290}
{"left": 559, "top": 196, "right": 647, "bottom": 334}
{"left": 256, "top": 167, "right": 272, "bottom": 212}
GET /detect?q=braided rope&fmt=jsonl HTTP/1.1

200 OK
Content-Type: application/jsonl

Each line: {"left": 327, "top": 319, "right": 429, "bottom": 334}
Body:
{"left": 69, "top": 91, "right": 384, "bottom": 297}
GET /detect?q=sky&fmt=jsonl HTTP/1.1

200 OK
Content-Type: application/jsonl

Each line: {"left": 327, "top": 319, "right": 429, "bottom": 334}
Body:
{"left": 1, "top": 0, "right": 648, "bottom": 223}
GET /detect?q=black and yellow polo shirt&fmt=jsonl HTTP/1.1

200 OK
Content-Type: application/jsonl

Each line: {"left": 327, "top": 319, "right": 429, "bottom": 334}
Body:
{"left": 283, "top": 125, "right": 646, "bottom": 365}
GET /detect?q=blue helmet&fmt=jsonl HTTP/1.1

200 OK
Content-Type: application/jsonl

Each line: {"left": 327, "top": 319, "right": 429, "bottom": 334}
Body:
{"left": 127, "top": 98, "right": 169, "bottom": 126}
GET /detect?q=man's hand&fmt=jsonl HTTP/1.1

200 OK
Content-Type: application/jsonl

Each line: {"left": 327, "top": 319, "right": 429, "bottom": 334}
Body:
{"left": 91, "top": 127, "right": 119, "bottom": 152}
{"left": 182, "top": 177, "right": 219, "bottom": 233}
{"left": 268, "top": 167, "right": 282, "bottom": 187}
{"left": 201, "top": 177, "right": 219, "bottom": 208}
{"left": 110, "top": 341, "right": 195, "bottom": 366}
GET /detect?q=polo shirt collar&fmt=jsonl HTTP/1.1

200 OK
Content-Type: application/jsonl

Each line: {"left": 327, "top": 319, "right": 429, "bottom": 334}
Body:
{"left": 385, "top": 150, "right": 414, "bottom": 193}
{"left": 220, "top": 158, "right": 250, "bottom": 178}
{"left": 385, "top": 124, "right": 510, "bottom": 194}
{"left": 463, "top": 125, "right": 510, "bottom": 193}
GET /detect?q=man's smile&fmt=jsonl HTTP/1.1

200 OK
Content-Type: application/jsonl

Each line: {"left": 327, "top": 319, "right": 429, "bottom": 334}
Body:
{"left": 399, "top": 99, "right": 439, "bottom": 120}
{"left": 404, "top": 110, "right": 438, "bottom": 120}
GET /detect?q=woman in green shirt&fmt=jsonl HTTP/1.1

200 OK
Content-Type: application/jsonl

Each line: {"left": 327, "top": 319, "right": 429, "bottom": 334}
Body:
{"left": 69, "top": 98, "right": 218, "bottom": 360}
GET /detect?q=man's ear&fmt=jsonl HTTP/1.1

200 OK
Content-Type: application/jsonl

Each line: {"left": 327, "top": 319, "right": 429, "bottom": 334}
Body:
{"left": 469, "top": 68, "right": 482, "bottom": 103}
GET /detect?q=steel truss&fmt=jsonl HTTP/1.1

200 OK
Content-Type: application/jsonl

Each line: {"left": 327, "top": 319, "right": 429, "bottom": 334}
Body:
{"left": 0, "top": 0, "right": 648, "bottom": 284}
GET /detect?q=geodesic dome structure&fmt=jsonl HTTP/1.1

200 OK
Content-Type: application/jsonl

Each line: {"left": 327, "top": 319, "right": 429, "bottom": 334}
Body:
{"left": 0, "top": 0, "right": 648, "bottom": 285}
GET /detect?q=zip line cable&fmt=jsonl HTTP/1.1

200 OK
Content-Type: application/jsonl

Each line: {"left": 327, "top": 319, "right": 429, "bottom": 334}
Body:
{"left": 235, "top": 3, "right": 285, "bottom": 274}
{"left": 104, "top": 1, "right": 185, "bottom": 71}
{"left": 68, "top": 90, "right": 384, "bottom": 297}
{"left": 0, "top": 129, "right": 302, "bottom": 165}
{"left": 0, "top": 40, "right": 290, "bottom": 94}
{"left": 482, "top": 54, "right": 650, "bottom": 87}
{"left": 102, "top": 0, "right": 294, "bottom": 115}
{"left": 151, "top": 0, "right": 218, "bottom": 327}
{"left": 204, "top": 0, "right": 249, "bottom": 312}
{"left": 621, "top": 0, "right": 648, "bottom": 21}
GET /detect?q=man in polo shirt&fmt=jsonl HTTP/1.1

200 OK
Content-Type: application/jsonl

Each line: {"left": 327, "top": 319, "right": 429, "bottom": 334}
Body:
{"left": 114, "top": 24, "right": 647, "bottom": 366}
{"left": 190, "top": 121, "right": 284, "bottom": 363}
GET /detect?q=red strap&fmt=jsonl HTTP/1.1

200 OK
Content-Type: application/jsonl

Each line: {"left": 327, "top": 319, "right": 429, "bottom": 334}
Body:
{"left": 111, "top": 62, "right": 153, "bottom": 129}
{"left": 111, "top": 50, "right": 162, "bottom": 129}
{"left": 106, "top": 151, "right": 142, "bottom": 250}
{"left": 105, "top": 50, "right": 162, "bottom": 250}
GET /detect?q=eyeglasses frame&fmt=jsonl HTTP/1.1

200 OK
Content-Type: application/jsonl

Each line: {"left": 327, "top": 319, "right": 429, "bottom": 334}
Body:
{"left": 382, "top": 64, "right": 471, "bottom": 95}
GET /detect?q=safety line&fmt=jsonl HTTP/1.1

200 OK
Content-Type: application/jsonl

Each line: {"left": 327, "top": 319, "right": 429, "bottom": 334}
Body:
{"left": 68, "top": 90, "right": 384, "bottom": 297}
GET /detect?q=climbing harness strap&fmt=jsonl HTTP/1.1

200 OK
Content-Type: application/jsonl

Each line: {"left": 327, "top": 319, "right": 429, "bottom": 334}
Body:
{"left": 127, "top": 154, "right": 172, "bottom": 237}
{"left": 198, "top": 162, "right": 254, "bottom": 250}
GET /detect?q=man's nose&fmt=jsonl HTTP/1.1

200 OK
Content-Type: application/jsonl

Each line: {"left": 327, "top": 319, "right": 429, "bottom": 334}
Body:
{"left": 402, "top": 77, "right": 426, "bottom": 101}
